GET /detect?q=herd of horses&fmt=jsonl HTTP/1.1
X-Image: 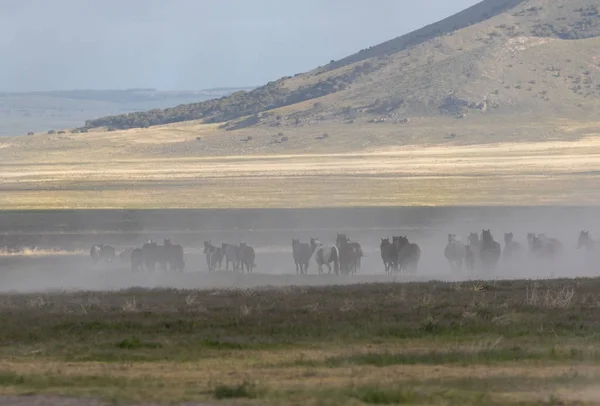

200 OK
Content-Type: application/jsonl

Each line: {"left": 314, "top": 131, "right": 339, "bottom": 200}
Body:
{"left": 202, "top": 241, "right": 256, "bottom": 273}
{"left": 91, "top": 239, "right": 185, "bottom": 272}
{"left": 87, "top": 229, "right": 599, "bottom": 276}
{"left": 291, "top": 234, "right": 365, "bottom": 276}
{"left": 443, "top": 229, "right": 598, "bottom": 276}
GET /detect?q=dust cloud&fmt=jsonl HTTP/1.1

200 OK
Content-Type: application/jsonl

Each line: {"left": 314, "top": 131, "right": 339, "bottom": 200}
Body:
{"left": 0, "top": 207, "right": 598, "bottom": 294}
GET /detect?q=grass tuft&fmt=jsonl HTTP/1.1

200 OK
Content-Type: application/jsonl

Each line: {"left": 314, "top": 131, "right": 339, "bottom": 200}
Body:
{"left": 115, "top": 337, "right": 162, "bottom": 350}
{"left": 351, "top": 386, "right": 418, "bottom": 404}
{"left": 213, "top": 381, "right": 258, "bottom": 399}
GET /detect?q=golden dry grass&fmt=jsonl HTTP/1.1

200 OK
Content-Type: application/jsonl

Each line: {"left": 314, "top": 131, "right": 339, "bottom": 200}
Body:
{"left": 2, "top": 117, "right": 600, "bottom": 208}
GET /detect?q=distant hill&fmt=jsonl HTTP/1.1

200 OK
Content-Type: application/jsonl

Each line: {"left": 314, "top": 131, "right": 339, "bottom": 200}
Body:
{"left": 0, "top": 87, "right": 253, "bottom": 136}
{"left": 85, "top": 0, "right": 600, "bottom": 133}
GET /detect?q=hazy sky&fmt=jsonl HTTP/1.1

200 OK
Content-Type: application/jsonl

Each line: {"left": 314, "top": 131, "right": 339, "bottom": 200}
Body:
{"left": 0, "top": 0, "right": 480, "bottom": 92}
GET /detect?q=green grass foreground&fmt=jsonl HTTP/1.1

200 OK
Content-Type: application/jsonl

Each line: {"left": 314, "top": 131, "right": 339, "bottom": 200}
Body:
{"left": 0, "top": 278, "right": 598, "bottom": 404}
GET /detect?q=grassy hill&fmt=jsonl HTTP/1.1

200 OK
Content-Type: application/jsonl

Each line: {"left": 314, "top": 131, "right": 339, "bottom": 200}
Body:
{"left": 0, "top": 87, "right": 252, "bottom": 137}
{"left": 84, "top": 0, "right": 600, "bottom": 133}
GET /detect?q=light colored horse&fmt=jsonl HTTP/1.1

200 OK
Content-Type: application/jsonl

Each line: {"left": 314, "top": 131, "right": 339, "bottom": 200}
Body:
{"left": 444, "top": 234, "right": 466, "bottom": 272}
{"left": 311, "top": 238, "right": 339, "bottom": 275}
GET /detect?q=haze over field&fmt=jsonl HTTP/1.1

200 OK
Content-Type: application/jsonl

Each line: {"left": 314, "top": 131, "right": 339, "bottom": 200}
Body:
{"left": 3, "top": 2, "right": 600, "bottom": 405}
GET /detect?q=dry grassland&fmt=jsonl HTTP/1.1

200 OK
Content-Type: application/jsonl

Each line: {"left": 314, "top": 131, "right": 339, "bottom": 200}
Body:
{"left": 2, "top": 117, "right": 600, "bottom": 208}
{"left": 0, "top": 280, "right": 598, "bottom": 405}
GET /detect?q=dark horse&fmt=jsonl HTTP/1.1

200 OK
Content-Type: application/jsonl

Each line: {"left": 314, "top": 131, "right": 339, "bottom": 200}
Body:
{"left": 203, "top": 240, "right": 223, "bottom": 272}
{"left": 347, "top": 239, "right": 364, "bottom": 271}
{"left": 130, "top": 248, "right": 143, "bottom": 272}
{"left": 90, "top": 244, "right": 115, "bottom": 265}
{"left": 503, "top": 232, "right": 522, "bottom": 261}
{"left": 292, "top": 239, "right": 315, "bottom": 275}
{"left": 238, "top": 243, "right": 256, "bottom": 273}
{"left": 380, "top": 238, "right": 397, "bottom": 274}
{"left": 222, "top": 243, "right": 240, "bottom": 272}
{"left": 578, "top": 230, "right": 600, "bottom": 269}
{"left": 160, "top": 239, "right": 185, "bottom": 272}
{"left": 480, "top": 229, "right": 501, "bottom": 273}
{"left": 336, "top": 234, "right": 362, "bottom": 275}
{"left": 142, "top": 240, "right": 160, "bottom": 271}
{"left": 394, "top": 236, "right": 421, "bottom": 274}
{"left": 528, "top": 233, "right": 563, "bottom": 259}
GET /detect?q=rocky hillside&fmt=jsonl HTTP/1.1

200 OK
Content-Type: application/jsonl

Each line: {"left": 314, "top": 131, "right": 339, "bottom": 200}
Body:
{"left": 85, "top": 0, "right": 600, "bottom": 132}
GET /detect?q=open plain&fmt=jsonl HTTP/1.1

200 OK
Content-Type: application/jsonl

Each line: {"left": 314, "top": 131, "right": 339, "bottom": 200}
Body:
{"left": 0, "top": 207, "right": 598, "bottom": 405}
{"left": 3, "top": 117, "right": 600, "bottom": 209}
{"left": 5, "top": 0, "right": 600, "bottom": 403}
{"left": 3, "top": 115, "right": 600, "bottom": 405}
{"left": 3, "top": 118, "right": 600, "bottom": 404}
